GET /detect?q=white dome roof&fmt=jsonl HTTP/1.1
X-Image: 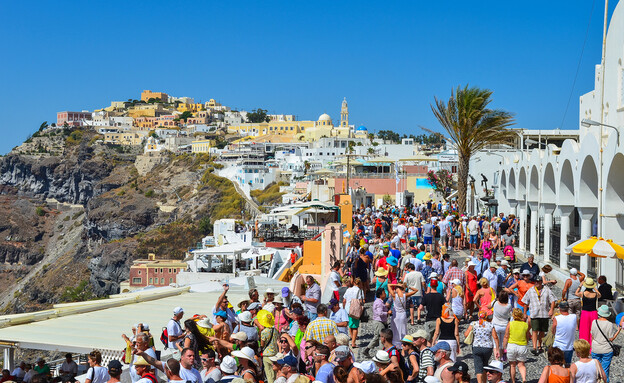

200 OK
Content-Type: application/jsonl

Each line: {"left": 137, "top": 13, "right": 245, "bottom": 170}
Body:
{"left": 318, "top": 113, "right": 332, "bottom": 121}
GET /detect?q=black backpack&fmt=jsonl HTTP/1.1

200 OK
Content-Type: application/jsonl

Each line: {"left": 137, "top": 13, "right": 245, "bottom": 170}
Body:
{"left": 386, "top": 346, "right": 410, "bottom": 380}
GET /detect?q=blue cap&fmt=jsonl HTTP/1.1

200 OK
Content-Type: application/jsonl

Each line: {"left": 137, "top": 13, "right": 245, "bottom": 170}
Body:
{"left": 275, "top": 355, "right": 298, "bottom": 367}
{"left": 215, "top": 310, "right": 228, "bottom": 319}
{"left": 430, "top": 341, "right": 451, "bottom": 353}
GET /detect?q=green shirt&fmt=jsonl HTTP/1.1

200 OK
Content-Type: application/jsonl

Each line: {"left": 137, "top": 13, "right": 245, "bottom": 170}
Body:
{"left": 34, "top": 365, "right": 51, "bottom": 375}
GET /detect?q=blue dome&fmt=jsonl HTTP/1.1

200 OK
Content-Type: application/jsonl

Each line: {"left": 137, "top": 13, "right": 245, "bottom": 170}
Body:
{"left": 356, "top": 125, "right": 367, "bottom": 131}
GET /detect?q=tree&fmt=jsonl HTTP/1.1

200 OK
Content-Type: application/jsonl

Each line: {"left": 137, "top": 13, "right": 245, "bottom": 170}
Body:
{"left": 427, "top": 169, "right": 454, "bottom": 200}
{"left": 39, "top": 121, "right": 49, "bottom": 132}
{"left": 431, "top": 85, "right": 516, "bottom": 213}
{"left": 367, "top": 147, "right": 375, "bottom": 155}
{"left": 246, "top": 108, "right": 270, "bottom": 123}
{"left": 377, "top": 130, "right": 401, "bottom": 143}
{"left": 180, "top": 111, "right": 193, "bottom": 122}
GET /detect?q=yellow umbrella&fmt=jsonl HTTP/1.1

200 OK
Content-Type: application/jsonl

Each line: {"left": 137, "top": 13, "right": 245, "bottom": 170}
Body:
{"left": 566, "top": 236, "right": 624, "bottom": 259}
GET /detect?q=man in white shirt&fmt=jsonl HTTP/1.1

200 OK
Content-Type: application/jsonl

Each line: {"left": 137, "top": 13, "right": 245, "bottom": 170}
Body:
{"left": 130, "top": 333, "right": 157, "bottom": 382}
{"left": 403, "top": 263, "right": 424, "bottom": 325}
{"left": 328, "top": 262, "right": 342, "bottom": 301}
{"left": 59, "top": 354, "right": 78, "bottom": 380}
{"left": 22, "top": 364, "right": 35, "bottom": 383}
{"left": 11, "top": 362, "right": 26, "bottom": 380}
{"left": 482, "top": 264, "right": 498, "bottom": 292}
{"left": 167, "top": 307, "right": 185, "bottom": 349}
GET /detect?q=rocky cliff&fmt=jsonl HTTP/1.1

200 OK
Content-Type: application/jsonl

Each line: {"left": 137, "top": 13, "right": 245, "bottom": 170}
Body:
{"left": 0, "top": 128, "right": 245, "bottom": 312}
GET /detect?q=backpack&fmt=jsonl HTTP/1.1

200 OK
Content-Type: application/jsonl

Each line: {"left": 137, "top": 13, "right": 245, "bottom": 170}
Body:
{"left": 160, "top": 319, "right": 181, "bottom": 347}
{"left": 387, "top": 346, "right": 410, "bottom": 379}
{"left": 504, "top": 245, "right": 515, "bottom": 261}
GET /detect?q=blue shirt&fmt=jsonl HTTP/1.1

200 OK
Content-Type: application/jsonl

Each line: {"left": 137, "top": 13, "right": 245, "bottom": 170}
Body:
{"left": 390, "top": 249, "right": 401, "bottom": 259}
{"left": 472, "top": 257, "right": 490, "bottom": 277}
{"left": 422, "top": 265, "right": 433, "bottom": 284}
{"left": 315, "top": 362, "right": 336, "bottom": 383}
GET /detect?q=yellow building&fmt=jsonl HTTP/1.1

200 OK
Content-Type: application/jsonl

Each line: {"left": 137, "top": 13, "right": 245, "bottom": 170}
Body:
{"left": 177, "top": 103, "right": 205, "bottom": 113}
{"left": 141, "top": 90, "right": 168, "bottom": 103}
{"left": 128, "top": 104, "right": 167, "bottom": 118}
{"left": 104, "top": 131, "right": 147, "bottom": 146}
{"left": 205, "top": 99, "right": 220, "bottom": 109}
{"left": 191, "top": 139, "right": 212, "bottom": 153}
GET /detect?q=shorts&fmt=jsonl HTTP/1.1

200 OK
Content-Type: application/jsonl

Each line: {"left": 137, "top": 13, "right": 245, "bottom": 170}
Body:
{"left": 348, "top": 317, "right": 360, "bottom": 328}
{"left": 568, "top": 299, "right": 582, "bottom": 314}
{"left": 472, "top": 346, "right": 493, "bottom": 374}
{"left": 507, "top": 343, "right": 529, "bottom": 362}
{"left": 440, "top": 235, "right": 448, "bottom": 244}
{"left": 408, "top": 296, "right": 422, "bottom": 308}
{"left": 469, "top": 235, "right": 478, "bottom": 244}
{"left": 563, "top": 350, "right": 574, "bottom": 365}
{"left": 531, "top": 317, "right": 550, "bottom": 332}
{"left": 424, "top": 236, "right": 433, "bottom": 245}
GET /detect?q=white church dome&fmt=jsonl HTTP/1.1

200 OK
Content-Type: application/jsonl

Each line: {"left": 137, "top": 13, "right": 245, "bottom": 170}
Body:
{"left": 318, "top": 113, "right": 332, "bottom": 122}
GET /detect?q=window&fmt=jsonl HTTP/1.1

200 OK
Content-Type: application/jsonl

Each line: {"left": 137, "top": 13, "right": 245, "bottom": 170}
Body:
{"left": 132, "top": 278, "right": 142, "bottom": 284}
{"left": 160, "top": 268, "right": 163, "bottom": 273}
{"left": 169, "top": 268, "right": 172, "bottom": 273}
{"left": 161, "top": 278, "right": 164, "bottom": 284}
{"left": 149, "top": 278, "right": 153, "bottom": 284}
{"left": 169, "top": 278, "right": 173, "bottom": 283}
{"left": 137, "top": 270, "right": 141, "bottom": 275}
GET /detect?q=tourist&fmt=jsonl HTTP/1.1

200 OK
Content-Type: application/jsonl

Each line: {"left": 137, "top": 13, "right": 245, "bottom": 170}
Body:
{"left": 591, "top": 305, "right": 622, "bottom": 382}
{"left": 137, "top": 347, "right": 202, "bottom": 383}
{"left": 447, "top": 279, "right": 464, "bottom": 319}
{"left": 464, "top": 311, "right": 500, "bottom": 383}
{"left": 465, "top": 261, "right": 478, "bottom": 320}
{"left": 329, "top": 261, "right": 342, "bottom": 301}
{"left": 264, "top": 288, "right": 277, "bottom": 307}
{"left": 301, "top": 276, "right": 322, "bottom": 321}
{"left": 85, "top": 350, "right": 110, "bottom": 383}
{"left": 363, "top": 288, "right": 390, "bottom": 357}
{"left": 569, "top": 339, "right": 607, "bottom": 383}
{"left": 540, "top": 265, "right": 557, "bottom": 287}
{"left": 519, "top": 254, "right": 539, "bottom": 281}
{"left": 418, "top": 282, "right": 445, "bottom": 341}
{"left": 505, "top": 270, "right": 535, "bottom": 311}
{"left": 372, "top": 267, "right": 390, "bottom": 297}
{"left": 208, "top": 331, "right": 248, "bottom": 353}
{"left": 473, "top": 251, "right": 490, "bottom": 279}
{"left": 235, "top": 311, "right": 259, "bottom": 341}
{"left": 342, "top": 277, "right": 365, "bottom": 346}
{"left": 576, "top": 277, "right": 600, "bottom": 343}
{"left": 423, "top": 218, "right": 434, "bottom": 253}
{"left": 282, "top": 287, "right": 302, "bottom": 309}
{"left": 448, "top": 361, "right": 470, "bottom": 383}
{"left": 213, "top": 285, "right": 238, "bottom": 330}
{"left": 278, "top": 332, "right": 299, "bottom": 358}
{"left": 473, "top": 278, "right": 495, "bottom": 318}
{"left": 373, "top": 350, "right": 402, "bottom": 380}
{"left": 403, "top": 262, "right": 425, "bottom": 325}
{"left": 0, "top": 370, "right": 14, "bottom": 383}
{"left": 442, "top": 259, "right": 465, "bottom": 289}
{"left": 482, "top": 360, "right": 506, "bottom": 383}
{"left": 522, "top": 278, "right": 556, "bottom": 354}
{"left": 432, "top": 303, "right": 460, "bottom": 362}
{"left": 379, "top": 328, "right": 403, "bottom": 373}
{"left": 388, "top": 283, "right": 409, "bottom": 348}
{"left": 332, "top": 366, "right": 349, "bottom": 383}
{"left": 496, "top": 260, "right": 510, "bottom": 294}
{"left": 353, "top": 248, "right": 371, "bottom": 293}
{"left": 552, "top": 301, "right": 578, "bottom": 366}
{"left": 468, "top": 216, "right": 479, "bottom": 250}
{"left": 313, "top": 344, "right": 335, "bottom": 383}
{"left": 106, "top": 360, "right": 122, "bottom": 383}
{"left": 177, "top": 319, "right": 208, "bottom": 369}
{"left": 431, "top": 342, "right": 454, "bottom": 383}
{"left": 401, "top": 335, "right": 420, "bottom": 383}
{"left": 537, "top": 347, "right": 571, "bottom": 383}
{"left": 130, "top": 333, "right": 156, "bottom": 382}
{"left": 11, "top": 362, "right": 25, "bottom": 381}
{"left": 199, "top": 349, "right": 221, "bottom": 383}
{"left": 503, "top": 308, "right": 530, "bottom": 383}
{"left": 259, "top": 310, "right": 279, "bottom": 383}
{"left": 352, "top": 361, "right": 377, "bottom": 383}
{"left": 59, "top": 354, "right": 77, "bottom": 381}
{"left": 333, "top": 346, "right": 359, "bottom": 383}
{"left": 162, "top": 359, "right": 184, "bottom": 383}
{"left": 131, "top": 357, "right": 157, "bottom": 383}
{"left": 597, "top": 275, "right": 614, "bottom": 304}
{"left": 413, "top": 329, "right": 435, "bottom": 381}
{"left": 34, "top": 358, "right": 50, "bottom": 376}
{"left": 22, "top": 364, "right": 35, "bottom": 383}
{"left": 482, "top": 264, "right": 498, "bottom": 293}
{"left": 491, "top": 291, "right": 512, "bottom": 360}
{"left": 213, "top": 311, "right": 231, "bottom": 342}
{"left": 329, "top": 298, "right": 349, "bottom": 335}
{"left": 232, "top": 347, "right": 259, "bottom": 382}
{"left": 215, "top": 355, "right": 240, "bottom": 383}
{"left": 305, "top": 304, "right": 339, "bottom": 344}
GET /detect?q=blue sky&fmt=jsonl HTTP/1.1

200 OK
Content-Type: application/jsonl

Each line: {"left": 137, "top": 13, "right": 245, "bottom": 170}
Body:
{"left": 0, "top": 1, "right": 617, "bottom": 154}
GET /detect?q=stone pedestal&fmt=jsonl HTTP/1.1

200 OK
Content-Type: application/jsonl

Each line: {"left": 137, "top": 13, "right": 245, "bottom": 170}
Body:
{"left": 558, "top": 206, "right": 574, "bottom": 270}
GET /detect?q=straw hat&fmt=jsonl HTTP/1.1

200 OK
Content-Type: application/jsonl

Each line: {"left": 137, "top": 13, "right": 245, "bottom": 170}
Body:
{"left": 423, "top": 253, "right": 432, "bottom": 260}
{"left": 133, "top": 356, "right": 150, "bottom": 366}
{"left": 375, "top": 268, "right": 389, "bottom": 277}
{"left": 256, "top": 309, "right": 275, "bottom": 328}
{"left": 583, "top": 278, "right": 596, "bottom": 289}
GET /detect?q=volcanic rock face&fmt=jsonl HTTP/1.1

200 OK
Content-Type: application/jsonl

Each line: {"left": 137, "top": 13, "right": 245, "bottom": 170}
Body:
{"left": 0, "top": 128, "right": 239, "bottom": 312}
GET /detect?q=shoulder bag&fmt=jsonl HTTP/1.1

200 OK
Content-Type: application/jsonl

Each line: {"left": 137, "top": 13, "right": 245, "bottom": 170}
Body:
{"left": 595, "top": 319, "right": 621, "bottom": 356}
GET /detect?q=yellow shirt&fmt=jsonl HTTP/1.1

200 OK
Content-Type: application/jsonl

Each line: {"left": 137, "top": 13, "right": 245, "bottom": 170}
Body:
{"left": 508, "top": 320, "right": 529, "bottom": 345}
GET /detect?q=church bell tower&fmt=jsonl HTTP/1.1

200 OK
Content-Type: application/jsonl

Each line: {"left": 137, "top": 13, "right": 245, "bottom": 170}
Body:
{"left": 340, "top": 97, "right": 349, "bottom": 128}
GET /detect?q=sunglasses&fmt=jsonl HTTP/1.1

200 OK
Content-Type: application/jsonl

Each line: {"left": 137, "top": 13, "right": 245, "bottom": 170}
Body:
{"left": 279, "top": 339, "right": 288, "bottom": 343}
{"left": 305, "top": 345, "right": 314, "bottom": 349}
{"left": 314, "top": 352, "right": 329, "bottom": 357}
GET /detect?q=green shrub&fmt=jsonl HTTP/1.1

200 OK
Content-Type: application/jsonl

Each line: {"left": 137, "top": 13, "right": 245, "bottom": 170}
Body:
{"left": 35, "top": 207, "right": 45, "bottom": 216}
{"left": 145, "top": 189, "right": 154, "bottom": 197}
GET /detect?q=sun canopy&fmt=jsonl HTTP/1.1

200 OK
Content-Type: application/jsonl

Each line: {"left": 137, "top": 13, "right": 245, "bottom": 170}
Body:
{"left": 399, "top": 155, "right": 438, "bottom": 162}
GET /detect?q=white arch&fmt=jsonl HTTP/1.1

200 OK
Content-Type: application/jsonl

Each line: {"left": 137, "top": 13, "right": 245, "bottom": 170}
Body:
{"left": 578, "top": 156, "right": 598, "bottom": 207}
{"left": 558, "top": 159, "right": 575, "bottom": 206}
{"left": 543, "top": 163, "right": 556, "bottom": 204}
{"left": 508, "top": 168, "right": 517, "bottom": 200}
{"left": 528, "top": 165, "right": 539, "bottom": 202}
{"left": 518, "top": 167, "right": 527, "bottom": 201}
{"left": 500, "top": 170, "right": 507, "bottom": 199}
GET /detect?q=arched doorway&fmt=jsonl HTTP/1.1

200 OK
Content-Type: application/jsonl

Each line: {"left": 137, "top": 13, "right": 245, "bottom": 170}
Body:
{"left": 606, "top": 153, "right": 624, "bottom": 289}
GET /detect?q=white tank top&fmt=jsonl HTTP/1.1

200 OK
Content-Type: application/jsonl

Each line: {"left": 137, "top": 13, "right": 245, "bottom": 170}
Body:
{"left": 434, "top": 362, "right": 454, "bottom": 381}
{"left": 573, "top": 359, "right": 599, "bottom": 383}
{"left": 553, "top": 314, "right": 577, "bottom": 351}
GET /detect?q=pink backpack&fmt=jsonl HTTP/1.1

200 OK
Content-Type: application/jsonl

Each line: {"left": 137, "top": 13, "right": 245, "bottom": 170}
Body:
{"left": 504, "top": 245, "right": 515, "bottom": 261}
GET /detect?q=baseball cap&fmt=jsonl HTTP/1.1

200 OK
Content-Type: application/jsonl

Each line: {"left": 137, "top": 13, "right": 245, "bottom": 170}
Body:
{"left": 559, "top": 300, "right": 569, "bottom": 309}
{"left": 483, "top": 360, "right": 504, "bottom": 374}
{"left": 173, "top": 306, "right": 184, "bottom": 315}
{"left": 424, "top": 377, "right": 441, "bottom": 383}
{"left": 501, "top": 260, "right": 509, "bottom": 266}
{"left": 248, "top": 302, "right": 262, "bottom": 310}
{"left": 448, "top": 361, "right": 469, "bottom": 373}
{"left": 412, "top": 329, "right": 428, "bottom": 340}
{"left": 430, "top": 341, "right": 451, "bottom": 353}
{"left": 275, "top": 355, "right": 298, "bottom": 367}
{"left": 570, "top": 268, "right": 578, "bottom": 275}
{"left": 467, "top": 261, "right": 476, "bottom": 267}
{"left": 108, "top": 360, "right": 123, "bottom": 374}
{"left": 521, "top": 269, "right": 532, "bottom": 275}
{"left": 353, "top": 361, "right": 376, "bottom": 374}
{"left": 333, "top": 346, "right": 351, "bottom": 362}
{"left": 451, "top": 279, "right": 461, "bottom": 285}
{"left": 429, "top": 272, "right": 438, "bottom": 279}
{"left": 281, "top": 287, "right": 290, "bottom": 297}
{"left": 329, "top": 298, "right": 339, "bottom": 308}
{"left": 291, "top": 307, "right": 303, "bottom": 316}
{"left": 512, "top": 268, "right": 521, "bottom": 274}
{"left": 231, "top": 331, "right": 248, "bottom": 342}
{"left": 269, "top": 352, "right": 285, "bottom": 362}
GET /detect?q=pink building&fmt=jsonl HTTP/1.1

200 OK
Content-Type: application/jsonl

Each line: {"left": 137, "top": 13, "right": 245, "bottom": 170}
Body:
{"left": 57, "top": 111, "right": 92, "bottom": 127}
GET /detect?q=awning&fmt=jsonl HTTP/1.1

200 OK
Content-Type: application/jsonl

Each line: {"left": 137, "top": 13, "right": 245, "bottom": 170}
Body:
{"left": 399, "top": 155, "right": 438, "bottom": 162}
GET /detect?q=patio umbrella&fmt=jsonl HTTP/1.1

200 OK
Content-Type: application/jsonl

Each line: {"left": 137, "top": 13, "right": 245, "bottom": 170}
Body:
{"left": 565, "top": 236, "right": 624, "bottom": 259}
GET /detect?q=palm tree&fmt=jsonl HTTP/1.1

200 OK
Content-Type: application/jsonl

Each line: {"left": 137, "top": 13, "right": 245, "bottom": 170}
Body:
{"left": 431, "top": 85, "right": 517, "bottom": 213}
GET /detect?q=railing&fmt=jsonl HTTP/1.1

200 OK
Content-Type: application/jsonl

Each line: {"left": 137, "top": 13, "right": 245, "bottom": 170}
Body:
{"left": 588, "top": 255, "right": 598, "bottom": 279}
{"left": 258, "top": 227, "right": 321, "bottom": 243}
{"left": 550, "top": 224, "right": 561, "bottom": 266}
{"left": 567, "top": 233, "right": 581, "bottom": 270}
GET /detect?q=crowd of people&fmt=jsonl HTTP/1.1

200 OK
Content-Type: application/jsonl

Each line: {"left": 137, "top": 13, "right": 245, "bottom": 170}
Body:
{"left": 6, "top": 203, "right": 623, "bottom": 383}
